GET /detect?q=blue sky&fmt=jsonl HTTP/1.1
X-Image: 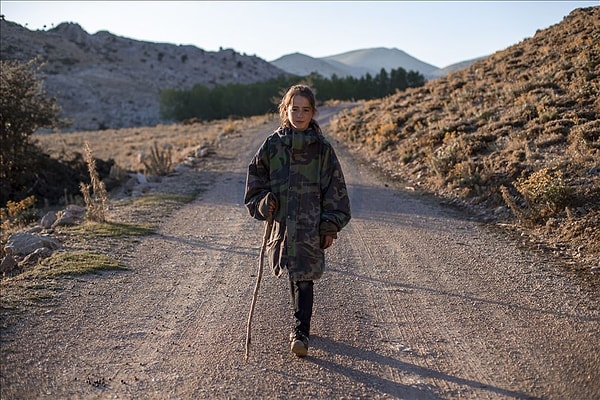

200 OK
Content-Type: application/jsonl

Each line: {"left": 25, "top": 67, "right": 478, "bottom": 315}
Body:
{"left": 1, "top": 1, "right": 597, "bottom": 68}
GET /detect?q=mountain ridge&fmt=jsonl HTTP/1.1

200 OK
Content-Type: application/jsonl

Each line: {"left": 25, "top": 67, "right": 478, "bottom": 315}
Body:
{"left": 271, "top": 47, "right": 452, "bottom": 80}
{"left": 270, "top": 52, "right": 371, "bottom": 79}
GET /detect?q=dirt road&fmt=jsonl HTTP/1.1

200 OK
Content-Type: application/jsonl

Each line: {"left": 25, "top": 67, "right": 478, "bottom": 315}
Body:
{"left": 1, "top": 106, "right": 599, "bottom": 399}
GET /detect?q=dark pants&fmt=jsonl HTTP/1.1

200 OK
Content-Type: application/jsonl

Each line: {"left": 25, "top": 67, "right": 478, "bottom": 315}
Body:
{"left": 289, "top": 278, "right": 314, "bottom": 337}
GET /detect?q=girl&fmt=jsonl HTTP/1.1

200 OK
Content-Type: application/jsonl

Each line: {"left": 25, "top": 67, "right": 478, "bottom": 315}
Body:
{"left": 244, "top": 84, "right": 351, "bottom": 357}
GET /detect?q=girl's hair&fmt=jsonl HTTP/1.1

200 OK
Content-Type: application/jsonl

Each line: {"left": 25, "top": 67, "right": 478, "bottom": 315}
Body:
{"left": 278, "top": 84, "right": 318, "bottom": 128}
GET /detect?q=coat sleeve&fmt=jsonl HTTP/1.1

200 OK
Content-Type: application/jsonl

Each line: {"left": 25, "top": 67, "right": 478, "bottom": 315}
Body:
{"left": 244, "top": 139, "right": 271, "bottom": 221}
{"left": 320, "top": 143, "right": 351, "bottom": 231}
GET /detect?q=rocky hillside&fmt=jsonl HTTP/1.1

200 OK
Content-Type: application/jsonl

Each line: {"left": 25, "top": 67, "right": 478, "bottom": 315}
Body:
{"left": 329, "top": 7, "right": 600, "bottom": 271}
{"left": 429, "top": 56, "right": 487, "bottom": 79}
{"left": 0, "top": 20, "right": 288, "bottom": 131}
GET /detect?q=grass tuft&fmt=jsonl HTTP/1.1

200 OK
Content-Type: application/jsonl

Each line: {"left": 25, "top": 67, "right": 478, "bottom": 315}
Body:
{"left": 68, "top": 221, "right": 155, "bottom": 238}
{"left": 132, "top": 193, "right": 195, "bottom": 206}
{"left": 27, "top": 250, "right": 127, "bottom": 278}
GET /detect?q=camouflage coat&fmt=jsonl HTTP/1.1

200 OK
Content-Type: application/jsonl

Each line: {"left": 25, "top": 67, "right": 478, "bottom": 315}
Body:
{"left": 244, "top": 123, "right": 351, "bottom": 281}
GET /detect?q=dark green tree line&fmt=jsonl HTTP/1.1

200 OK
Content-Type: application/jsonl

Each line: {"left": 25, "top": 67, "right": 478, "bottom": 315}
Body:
{"left": 159, "top": 67, "right": 424, "bottom": 122}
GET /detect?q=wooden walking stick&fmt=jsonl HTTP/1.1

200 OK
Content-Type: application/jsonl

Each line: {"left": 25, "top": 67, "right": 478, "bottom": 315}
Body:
{"left": 245, "top": 217, "right": 273, "bottom": 360}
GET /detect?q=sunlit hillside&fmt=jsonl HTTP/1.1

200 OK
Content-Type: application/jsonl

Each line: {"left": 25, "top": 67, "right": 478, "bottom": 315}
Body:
{"left": 329, "top": 7, "right": 600, "bottom": 272}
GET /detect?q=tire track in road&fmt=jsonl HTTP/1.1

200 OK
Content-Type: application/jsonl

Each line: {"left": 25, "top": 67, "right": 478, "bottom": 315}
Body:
{"left": 330, "top": 164, "right": 484, "bottom": 398}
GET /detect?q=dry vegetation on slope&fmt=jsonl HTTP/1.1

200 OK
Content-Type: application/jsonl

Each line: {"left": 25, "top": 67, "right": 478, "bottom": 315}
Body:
{"left": 35, "top": 116, "right": 265, "bottom": 174}
{"left": 329, "top": 7, "right": 600, "bottom": 274}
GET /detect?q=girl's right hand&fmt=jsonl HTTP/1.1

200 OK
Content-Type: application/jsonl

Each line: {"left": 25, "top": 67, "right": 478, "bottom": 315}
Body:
{"left": 258, "top": 192, "right": 278, "bottom": 219}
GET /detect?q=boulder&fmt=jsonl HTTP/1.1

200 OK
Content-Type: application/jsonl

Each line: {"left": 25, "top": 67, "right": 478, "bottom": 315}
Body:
{"left": 4, "top": 232, "right": 61, "bottom": 256}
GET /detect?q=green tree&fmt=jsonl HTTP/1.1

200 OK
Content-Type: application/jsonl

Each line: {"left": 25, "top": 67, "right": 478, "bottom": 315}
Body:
{"left": 376, "top": 68, "right": 390, "bottom": 98}
{"left": 391, "top": 67, "right": 407, "bottom": 91}
{"left": 0, "top": 58, "right": 63, "bottom": 205}
{"left": 407, "top": 70, "right": 425, "bottom": 87}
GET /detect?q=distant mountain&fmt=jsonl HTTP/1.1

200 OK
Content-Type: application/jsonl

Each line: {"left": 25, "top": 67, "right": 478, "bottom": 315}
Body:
{"left": 325, "top": 47, "right": 439, "bottom": 78}
{"left": 271, "top": 47, "right": 455, "bottom": 80}
{"left": 1, "top": 18, "right": 481, "bottom": 131}
{"left": 270, "top": 52, "right": 370, "bottom": 79}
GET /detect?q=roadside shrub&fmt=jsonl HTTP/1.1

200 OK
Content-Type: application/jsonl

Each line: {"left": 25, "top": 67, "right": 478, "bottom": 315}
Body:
{"left": 142, "top": 141, "right": 173, "bottom": 176}
{"left": 427, "top": 140, "right": 463, "bottom": 178}
{"left": 0, "top": 195, "right": 38, "bottom": 258}
{"left": 0, "top": 195, "right": 38, "bottom": 231}
{"left": 516, "top": 168, "right": 571, "bottom": 215}
{"left": 0, "top": 58, "right": 63, "bottom": 206}
{"left": 502, "top": 168, "right": 573, "bottom": 223}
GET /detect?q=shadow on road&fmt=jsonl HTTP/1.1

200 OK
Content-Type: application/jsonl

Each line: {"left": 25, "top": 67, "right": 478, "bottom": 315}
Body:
{"left": 308, "top": 335, "right": 540, "bottom": 400}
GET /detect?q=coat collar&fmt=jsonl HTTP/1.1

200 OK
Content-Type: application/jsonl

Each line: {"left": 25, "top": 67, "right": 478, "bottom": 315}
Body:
{"left": 275, "top": 121, "right": 322, "bottom": 148}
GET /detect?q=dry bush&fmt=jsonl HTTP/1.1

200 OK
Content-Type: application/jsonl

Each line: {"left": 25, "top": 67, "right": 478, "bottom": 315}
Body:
{"left": 515, "top": 168, "right": 571, "bottom": 216}
{"left": 222, "top": 120, "right": 238, "bottom": 135}
{"left": 0, "top": 196, "right": 39, "bottom": 258}
{"left": 0, "top": 195, "right": 38, "bottom": 231}
{"left": 502, "top": 168, "right": 573, "bottom": 224}
{"left": 80, "top": 143, "right": 109, "bottom": 222}
{"left": 142, "top": 141, "right": 173, "bottom": 176}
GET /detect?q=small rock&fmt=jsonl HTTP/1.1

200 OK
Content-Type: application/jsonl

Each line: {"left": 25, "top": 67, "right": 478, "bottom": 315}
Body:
{"left": 20, "top": 247, "right": 53, "bottom": 266}
{"left": 135, "top": 172, "right": 147, "bottom": 184}
{"left": 174, "top": 163, "right": 192, "bottom": 173}
{"left": 52, "top": 210, "right": 80, "bottom": 227}
{"left": 196, "top": 147, "right": 209, "bottom": 158}
{"left": 0, "top": 255, "right": 18, "bottom": 274}
{"left": 26, "top": 225, "right": 44, "bottom": 234}
{"left": 41, "top": 211, "right": 57, "bottom": 228}
{"left": 66, "top": 204, "right": 86, "bottom": 217}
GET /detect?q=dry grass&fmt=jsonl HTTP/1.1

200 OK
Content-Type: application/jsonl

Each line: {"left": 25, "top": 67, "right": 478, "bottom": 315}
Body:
{"left": 35, "top": 114, "right": 274, "bottom": 173}
{"left": 80, "top": 142, "right": 109, "bottom": 222}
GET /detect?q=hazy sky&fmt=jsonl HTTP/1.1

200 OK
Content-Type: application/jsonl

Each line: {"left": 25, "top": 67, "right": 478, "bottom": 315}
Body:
{"left": 1, "top": 1, "right": 597, "bottom": 68}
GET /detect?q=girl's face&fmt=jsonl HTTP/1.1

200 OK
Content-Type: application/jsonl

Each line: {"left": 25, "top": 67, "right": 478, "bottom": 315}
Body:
{"left": 287, "top": 95, "right": 314, "bottom": 131}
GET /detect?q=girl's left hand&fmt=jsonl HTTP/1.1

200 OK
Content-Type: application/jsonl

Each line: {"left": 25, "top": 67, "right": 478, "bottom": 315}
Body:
{"left": 320, "top": 235, "right": 334, "bottom": 249}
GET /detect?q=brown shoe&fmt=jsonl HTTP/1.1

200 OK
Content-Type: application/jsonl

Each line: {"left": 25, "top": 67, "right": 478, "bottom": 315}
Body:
{"left": 289, "top": 332, "right": 309, "bottom": 357}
